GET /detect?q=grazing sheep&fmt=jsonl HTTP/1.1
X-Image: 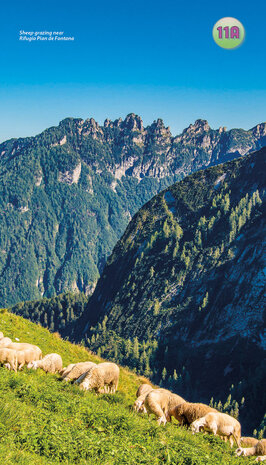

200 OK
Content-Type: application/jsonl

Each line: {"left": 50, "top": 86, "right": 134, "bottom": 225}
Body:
{"left": 16, "top": 349, "right": 41, "bottom": 370}
{"left": 240, "top": 437, "right": 259, "bottom": 447}
{"left": 191, "top": 411, "right": 241, "bottom": 447}
{"left": 144, "top": 389, "right": 186, "bottom": 425}
{"left": 59, "top": 363, "right": 76, "bottom": 377}
{"left": 0, "top": 332, "right": 4, "bottom": 339}
{"left": 63, "top": 361, "right": 96, "bottom": 382}
{"left": 0, "top": 337, "right": 12, "bottom": 346}
{"left": 134, "top": 384, "right": 154, "bottom": 412}
{"left": 236, "top": 439, "right": 266, "bottom": 461}
{"left": 27, "top": 353, "right": 63, "bottom": 373}
{"left": 79, "top": 362, "right": 119, "bottom": 393}
{"left": 0, "top": 348, "right": 17, "bottom": 372}
{"left": 168, "top": 402, "right": 217, "bottom": 426}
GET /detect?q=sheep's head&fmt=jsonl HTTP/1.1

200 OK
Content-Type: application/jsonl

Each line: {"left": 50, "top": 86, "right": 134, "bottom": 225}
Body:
{"left": 191, "top": 418, "right": 205, "bottom": 434}
{"left": 235, "top": 447, "right": 245, "bottom": 457}
{"left": 133, "top": 399, "right": 144, "bottom": 412}
{"left": 27, "top": 361, "right": 38, "bottom": 370}
{"left": 80, "top": 374, "right": 94, "bottom": 391}
{"left": 133, "top": 400, "right": 139, "bottom": 411}
{"left": 138, "top": 403, "right": 147, "bottom": 413}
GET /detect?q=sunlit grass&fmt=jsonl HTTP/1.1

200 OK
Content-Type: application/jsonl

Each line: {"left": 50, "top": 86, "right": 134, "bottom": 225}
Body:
{"left": 0, "top": 310, "right": 253, "bottom": 464}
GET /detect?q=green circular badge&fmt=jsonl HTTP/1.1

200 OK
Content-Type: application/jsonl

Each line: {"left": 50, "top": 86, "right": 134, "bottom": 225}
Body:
{"left": 212, "top": 17, "right": 245, "bottom": 49}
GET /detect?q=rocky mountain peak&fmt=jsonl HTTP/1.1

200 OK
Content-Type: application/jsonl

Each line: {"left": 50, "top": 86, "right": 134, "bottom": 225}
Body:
{"left": 252, "top": 122, "right": 266, "bottom": 137}
{"left": 148, "top": 118, "right": 171, "bottom": 141}
{"left": 184, "top": 119, "right": 210, "bottom": 135}
{"left": 82, "top": 118, "right": 103, "bottom": 139}
{"left": 114, "top": 117, "right": 123, "bottom": 128}
{"left": 104, "top": 118, "right": 112, "bottom": 128}
{"left": 85, "top": 117, "right": 98, "bottom": 127}
{"left": 123, "top": 113, "right": 144, "bottom": 132}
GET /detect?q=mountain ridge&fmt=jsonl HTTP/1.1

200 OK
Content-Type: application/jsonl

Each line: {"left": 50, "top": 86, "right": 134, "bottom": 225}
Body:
{"left": 0, "top": 114, "right": 265, "bottom": 307}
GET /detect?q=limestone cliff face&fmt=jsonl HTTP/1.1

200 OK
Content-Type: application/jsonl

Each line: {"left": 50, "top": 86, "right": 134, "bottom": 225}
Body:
{"left": 0, "top": 114, "right": 265, "bottom": 307}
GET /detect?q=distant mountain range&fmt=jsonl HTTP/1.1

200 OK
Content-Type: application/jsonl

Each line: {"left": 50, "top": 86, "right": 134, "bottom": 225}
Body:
{"left": 1, "top": 114, "right": 266, "bottom": 307}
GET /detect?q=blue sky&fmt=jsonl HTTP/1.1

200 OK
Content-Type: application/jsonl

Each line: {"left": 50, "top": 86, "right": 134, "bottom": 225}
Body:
{"left": 0, "top": 0, "right": 265, "bottom": 142}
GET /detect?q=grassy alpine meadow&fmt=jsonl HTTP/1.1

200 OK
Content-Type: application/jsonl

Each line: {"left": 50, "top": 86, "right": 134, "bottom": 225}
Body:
{"left": 0, "top": 310, "right": 253, "bottom": 465}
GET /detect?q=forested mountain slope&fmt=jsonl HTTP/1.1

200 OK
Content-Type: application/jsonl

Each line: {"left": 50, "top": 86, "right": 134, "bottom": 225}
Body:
{"left": 77, "top": 147, "right": 266, "bottom": 433}
{"left": 1, "top": 115, "right": 265, "bottom": 306}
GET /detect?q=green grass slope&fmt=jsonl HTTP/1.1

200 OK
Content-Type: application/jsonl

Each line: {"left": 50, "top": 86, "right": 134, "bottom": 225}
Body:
{"left": 0, "top": 310, "right": 254, "bottom": 465}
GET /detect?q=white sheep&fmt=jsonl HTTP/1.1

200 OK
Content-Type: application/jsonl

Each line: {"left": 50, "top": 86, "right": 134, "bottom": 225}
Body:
{"left": 191, "top": 411, "right": 241, "bottom": 447}
{"left": 236, "top": 439, "right": 266, "bottom": 461}
{"left": 0, "top": 348, "right": 17, "bottom": 372}
{"left": 0, "top": 331, "right": 4, "bottom": 339}
{"left": 63, "top": 361, "right": 96, "bottom": 382}
{"left": 144, "top": 388, "right": 186, "bottom": 425}
{"left": 79, "top": 362, "right": 119, "bottom": 393}
{"left": 134, "top": 384, "right": 154, "bottom": 413}
{"left": 7, "top": 342, "right": 42, "bottom": 359}
{"left": 0, "top": 337, "right": 12, "bottom": 346}
{"left": 27, "top": 353, "right": 63, "bottom": 373}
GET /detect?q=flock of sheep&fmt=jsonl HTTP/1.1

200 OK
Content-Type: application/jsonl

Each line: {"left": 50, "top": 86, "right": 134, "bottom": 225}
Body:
{"left": 0, "top": 332, "right": 120, "bottom": 393}
{"left": 0, "top": 331, "right": 265, "bottom": 461}
{"left": 133, "top": 384, "right": 265, "bottom": 460}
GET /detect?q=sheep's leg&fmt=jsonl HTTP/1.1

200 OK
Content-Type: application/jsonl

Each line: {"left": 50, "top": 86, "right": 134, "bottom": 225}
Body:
{"left": 11, "top": 362, "right": 17, "bottom": 373}
{"left": 112, "top": 383, "right": 116, "bottom": 393}
{"left": 110, "top": 384, "right": 115, "bottom": 394}
{"left": 232, "top": 432, "right": 240, "bottom": 448}
{"left": 157, "top": 415, "right": 167, "bottom": 426}
{"left": 212, "top": 425, "right": 217, "bottom": 435}
{"left": 209, "top": 424, "right": 217, "bottom": 437}
{"left": 18, "top": 362, "right": 25, "bottom": 370}
{"left": 149, "top": 402, "right": 166, "bottom": 424}
{"left": 4, "top": 363, "right": 11, "bottom": 370}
